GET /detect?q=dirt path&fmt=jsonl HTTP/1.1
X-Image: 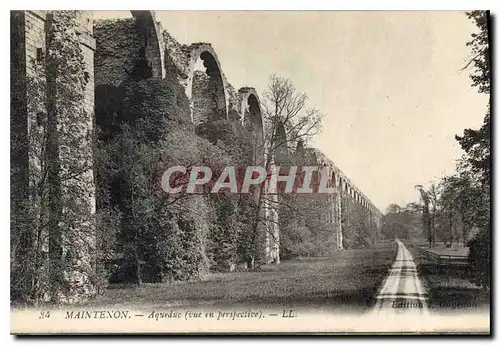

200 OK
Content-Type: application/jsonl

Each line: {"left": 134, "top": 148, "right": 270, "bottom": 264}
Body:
{"left": 371, "top": 239, "right": 429, "bottom": 316}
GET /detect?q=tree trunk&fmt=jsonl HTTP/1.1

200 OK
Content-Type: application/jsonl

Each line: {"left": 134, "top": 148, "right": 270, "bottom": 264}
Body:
{"left": 130, "top": 180, "right": 141, "bottom": 286}
{"left": 461, "top": 214, "right": 468, "bottom": 247}
{"left": 448, "top": 210, "right": 454, "bottom": 248}
{"left": 430, "top": 209, "right": 436, "bottom": 248}
{"left": 134, "top": 244, "right": 142, "bottom": 286}
{"left": 424, "top": 206, "right": 432, "bottom": 248}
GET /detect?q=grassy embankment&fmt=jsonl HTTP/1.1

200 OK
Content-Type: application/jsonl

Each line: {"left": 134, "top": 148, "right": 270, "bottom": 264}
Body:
{"left": 409, "top": 243, "right": 489, "bottom": 314}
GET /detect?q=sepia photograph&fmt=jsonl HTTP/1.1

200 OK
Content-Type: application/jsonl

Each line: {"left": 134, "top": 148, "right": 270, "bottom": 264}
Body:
{"left": 9, "top": 9, "right": 491, "bottom": 334}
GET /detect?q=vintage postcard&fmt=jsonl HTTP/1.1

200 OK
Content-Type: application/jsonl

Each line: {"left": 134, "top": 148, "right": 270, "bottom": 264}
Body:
{"left": 10, "top": 10, "right": 491, "bottom": 334}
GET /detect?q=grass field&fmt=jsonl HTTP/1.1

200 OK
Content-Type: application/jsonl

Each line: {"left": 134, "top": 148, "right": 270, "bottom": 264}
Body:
{"left": 83, "top": 242, "right": 397, "bottom": 313}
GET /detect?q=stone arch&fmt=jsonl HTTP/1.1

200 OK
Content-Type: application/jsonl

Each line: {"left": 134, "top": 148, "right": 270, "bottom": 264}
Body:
{"left": 183, "top": 43, "right": 228, "bottom": 125}
{"left": 130, "top": 11, "right": 165, "bottom": 79}
{"left": 331, "top": 170, "right": 338, "bottom": 188}
{"left": 238, "top": 87, "right": 263, "bottom": 132}
{"left": 238, "top": 87, "right": 265, "bottom": 165}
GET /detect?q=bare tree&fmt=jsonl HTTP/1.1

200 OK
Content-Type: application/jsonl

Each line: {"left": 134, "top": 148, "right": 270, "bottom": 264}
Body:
{"left": 261, "top": 75, "right": 323, "bottom": 157}
{"left": 248, "top": 75, "right": 324, "bottom": 265}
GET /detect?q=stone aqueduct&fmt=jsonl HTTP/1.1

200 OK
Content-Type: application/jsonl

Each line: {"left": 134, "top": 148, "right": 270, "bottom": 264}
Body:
{"left": 13, "top": 10, "right": 382, "bottom": 267}
{"left": 102, "top": 10, "right": 383, "bottom": 229}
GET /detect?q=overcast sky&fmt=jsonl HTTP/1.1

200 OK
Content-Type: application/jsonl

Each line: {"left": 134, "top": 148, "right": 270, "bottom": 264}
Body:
{"left": 94, "top": 10, "right": 488, "bottom": 212}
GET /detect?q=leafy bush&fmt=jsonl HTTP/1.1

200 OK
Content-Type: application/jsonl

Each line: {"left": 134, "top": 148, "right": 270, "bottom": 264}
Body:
{"left": 468, "top": 228, "right": 490, "bottom": 290}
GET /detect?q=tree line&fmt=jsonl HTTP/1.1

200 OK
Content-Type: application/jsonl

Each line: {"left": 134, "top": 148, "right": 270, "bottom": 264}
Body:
{"left": 382, "top": 11, "right": 490, "bottom": 290}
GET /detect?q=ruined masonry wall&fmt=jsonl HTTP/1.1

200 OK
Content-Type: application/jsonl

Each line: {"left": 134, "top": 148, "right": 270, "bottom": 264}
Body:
{"left": 12, "top": 10, "right": 97, "bottom": 303}
{"left": 76, "top": 11, "right": 96, "bottom": 140}
{"left": 25, "top": 11, "right": 47, "bottom": 190}
{"left": 25, "top": 11, "right": 46, "bottom": 80}
{"left": 94, "top": 18, "right": 144, "bottom": 87}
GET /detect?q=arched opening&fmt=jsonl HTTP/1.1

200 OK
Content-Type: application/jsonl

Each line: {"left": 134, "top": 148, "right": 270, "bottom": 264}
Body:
{"left": 331, "top": 171, "right": 337, "bottom": 189}
{"left": 130, "top": 11, "right": 165, "bottom": 79}
{"left": 246, "top": 94, "right": 263, "bottom": 129}
{"left": 188, "top": 46, "right": 227, "bottom": 126}
{"left": 94, "top": 10, "right": 165, "bottom": 91}
{"left": 245, "top": 93, "right": 265, "bottom": 165}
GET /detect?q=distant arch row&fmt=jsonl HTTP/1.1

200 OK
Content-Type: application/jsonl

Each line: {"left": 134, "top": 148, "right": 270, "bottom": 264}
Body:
{"left": 330, "top": 170, "right": 380, "bottom": 216}
{"left": 305, "top": 149, "right": 382, "bottom": 218}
